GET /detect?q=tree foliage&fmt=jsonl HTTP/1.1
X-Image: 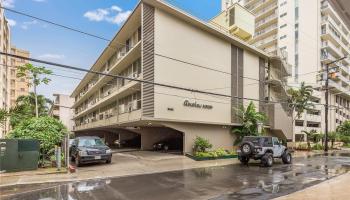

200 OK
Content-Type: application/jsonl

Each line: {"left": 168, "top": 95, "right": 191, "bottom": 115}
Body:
{"left": 17, "top": 63, "right": 52, "bottom": 87}
{"left": 232, "top": 101, "right": 267, "bottom": 144}
{"left": 9, "top": 93, "right": 52, "bottom": 128}
{"left": 7, "top": 116, "right": 66, "bottom": 155}
{"left": 302, "top": 129, "right": 317, "bottom": 150}
{"left": 336, "top": 120, "right": 350, "bottom": 136}
{"left": 287, "top": 82, "right": 314, "bottom": 120}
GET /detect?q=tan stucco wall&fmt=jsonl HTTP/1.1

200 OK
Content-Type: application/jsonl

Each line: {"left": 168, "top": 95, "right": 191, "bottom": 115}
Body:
{"left": 163, "top": 122, "right": 234, "bottom": 153}
{"left": 243, "top": 50, "right": 260, "bottom": 108}
{"left": 153, "top": 8, "right": 244, "bottom": 125}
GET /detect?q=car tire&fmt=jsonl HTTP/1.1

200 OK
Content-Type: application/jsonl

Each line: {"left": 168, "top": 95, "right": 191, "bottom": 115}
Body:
{"left": 239, "top": 156, "right": 250, "bottom": 165}
{"left": 261, "top": 153, "right": 273, "bottom": 167}
{"left": 164, "top": 145, "right": 169, "bottom": 152}
{"left": 106, "top": 158, "right": 112, "bottom": 164}
{"left": 75, "top": 156, "right": 82, "bottom": 167}
{"left": 240, "top": 142, "right": 254, "bottom": 156}
{"left": 282, "top": 151, "right": 292, "bottom": 164}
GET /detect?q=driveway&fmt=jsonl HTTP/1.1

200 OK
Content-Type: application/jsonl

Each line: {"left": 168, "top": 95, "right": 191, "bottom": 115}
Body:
{"left": 2, "top": 152, "right": 350, "bottom": 200}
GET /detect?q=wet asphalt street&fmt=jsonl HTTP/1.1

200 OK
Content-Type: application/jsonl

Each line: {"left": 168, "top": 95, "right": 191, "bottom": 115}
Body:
{"left": 1, "top": 152, "right": 350, "bottom": 200}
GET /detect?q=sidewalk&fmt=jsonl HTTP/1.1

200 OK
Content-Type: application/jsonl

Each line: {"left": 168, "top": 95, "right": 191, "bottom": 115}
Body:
{"left": 275, "top": 172, "right": 350, "bottom": 200}
{"left": 0, "top": 150, "right": 335, "bottom": 187}
{"left": 0, "top": 151, "right": 238, "bottom": 187}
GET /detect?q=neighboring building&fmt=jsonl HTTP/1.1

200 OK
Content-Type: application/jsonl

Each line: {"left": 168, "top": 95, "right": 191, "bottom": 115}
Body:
{"left": 9, "top": 46, "right": 30, "bottom": 107}
{"left": 222, "top": 0, "right": 350, "bottom": 141}
{"left": 49, "top": 94, "right": 74, "bottom": 133}
{"left": 71, "top": 0, "right": 291, "bottom": 153}
{"left": 0, "top": 7, "right": 11, "bottom": 137}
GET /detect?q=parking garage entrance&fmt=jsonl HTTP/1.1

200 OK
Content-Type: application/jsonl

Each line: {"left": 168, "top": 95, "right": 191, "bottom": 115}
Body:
{"left": 74, "top": 127, "right": 184, "bottom": 153}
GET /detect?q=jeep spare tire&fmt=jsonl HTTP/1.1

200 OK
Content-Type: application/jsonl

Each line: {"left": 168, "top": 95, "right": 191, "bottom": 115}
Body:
{"left": 240, "top": 142, "right": 254, "bottom": 156}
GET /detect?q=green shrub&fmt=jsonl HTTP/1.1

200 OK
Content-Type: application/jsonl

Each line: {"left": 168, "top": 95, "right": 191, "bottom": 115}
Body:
{"left": 215, "top": 148, "right": 229, "bottom": 157}
{"left": 7, "top": 116, "right": 67, "bottom": 155}
{"left": 312, "top": 144, "right": 324, "bottom": 150}
{"left": 194, "top": 148, "right": 236, "bottom": 158}
{"left": 194, "top": 136, "right": 213, "bottom": 153}
{"left": 339, "top": 135, "right": 350, "bottom": 144}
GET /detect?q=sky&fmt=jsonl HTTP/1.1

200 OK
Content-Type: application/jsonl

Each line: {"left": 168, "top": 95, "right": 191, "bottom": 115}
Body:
{"left": 4, "top": 0, "right": 221, "bottom": 99}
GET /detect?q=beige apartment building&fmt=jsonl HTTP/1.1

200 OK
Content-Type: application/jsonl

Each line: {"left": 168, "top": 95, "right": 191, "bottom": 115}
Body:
{"left": 9, "top": 46, "right": 30, "bottom": 107}
{"left": 49, "top": 94, "right": 74, "bottom": 133}
{"left": 0, "top": 7, "right": 11, "bottom": 137}
{"left": 223, "top": 0, "right": 350, "bottom": 141}
{"left": 71, "top": 0, "right": 292, "bottom": 153}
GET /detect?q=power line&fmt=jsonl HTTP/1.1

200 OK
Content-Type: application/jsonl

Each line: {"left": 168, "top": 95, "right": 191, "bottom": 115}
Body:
{"left": 0, "top": 6, "right": 110, "bottom": 42}
{"left": 0, "top": 51, "right": 282, "bottom": 104}
{"left": 3, "top": 2, "right": 343, "bottom": 81}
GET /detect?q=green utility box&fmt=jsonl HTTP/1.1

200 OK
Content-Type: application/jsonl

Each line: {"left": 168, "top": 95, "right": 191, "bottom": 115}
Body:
{"left": 0, "top": 139, "right": 40, "bottom": 172}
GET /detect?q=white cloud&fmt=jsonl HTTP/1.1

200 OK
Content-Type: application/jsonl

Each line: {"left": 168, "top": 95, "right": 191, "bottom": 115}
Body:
{"left": 107, "top": 11, "right": 132, "bottom": 25}
{"left": 21, "top": 20, "right": 38, "bottom": 30}
{"left": 2, "top": 0, "right": 15, "bottom": 8}
{"left": 84, "top": 5, "right": 131, "bottom": 25}
{"left": 7, "top": 18, "right": 16, "bottom": 26}
{"left": 111, "top": 5, "right": 122, "bottom": 12}
{"left": 84, "top": 8, "right": 109, "bottom": 22}
{"left": 38, "top": 54, "right": 65, "bottom": 60}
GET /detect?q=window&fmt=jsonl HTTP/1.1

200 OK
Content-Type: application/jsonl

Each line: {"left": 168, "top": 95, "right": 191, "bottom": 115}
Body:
{"left": 295, "top": 120, "right": 304, "bottom": 126}
{"left": 10, "top": 69, "right": 15, "bottom": 76}
{"left": 229, "top": 8, "right": 235, "bottom": 26}
{"left": 20, "top": 88, "right": 25, "bottom": 92}
{"left": 138, "top": 26, "right": 141, "bottom": 41}
{"left": 280, "top": 35, "right": 287, "bottom": 40}
{"left": 20, "top": 78, "right": 25, "bottom": 82}
{"left": 280, "top": 1, "right": 287, "bottom": 6}
{"left": 280, "top": 13, "right": 287, "bottom": 18}
{"left": 280, "top": 24, "right": 287, "bottom": 29}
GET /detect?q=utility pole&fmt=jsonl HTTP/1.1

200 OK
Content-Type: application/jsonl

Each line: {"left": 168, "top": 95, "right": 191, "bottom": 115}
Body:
{"left": 323, "top": 56, "right": 347, "bottom": 152}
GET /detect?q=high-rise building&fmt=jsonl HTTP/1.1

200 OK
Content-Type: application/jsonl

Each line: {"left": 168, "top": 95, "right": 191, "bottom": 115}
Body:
{"left": 222, "top": 0, "right": 350, "bottom": 141}
{"left": 0, "top": 6, "right": 11, "bottom": 137}
{"left": 9, "top": 46, "right": 30, "bottom": 107}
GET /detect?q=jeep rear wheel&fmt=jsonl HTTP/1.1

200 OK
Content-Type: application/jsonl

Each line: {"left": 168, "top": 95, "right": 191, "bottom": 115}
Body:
{"left": 261, "top": 153, "right": 273, "bottom": 167}
{"left": 239, "top": 156, "right": 250, "bottom": 165}
{"left": 240, "top": 142, "right": 254, "bottom": 156}
{"left": 282, "top": 151, "right": 292, "bottom": 164}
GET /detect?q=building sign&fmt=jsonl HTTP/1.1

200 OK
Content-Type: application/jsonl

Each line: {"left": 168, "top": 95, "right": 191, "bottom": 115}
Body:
{"left": 183, "top": 100, "right": 213, "bottom": 109}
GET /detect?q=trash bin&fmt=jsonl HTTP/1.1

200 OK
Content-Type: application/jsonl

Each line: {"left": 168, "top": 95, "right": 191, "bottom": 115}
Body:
{"left": 0, "top": 139, "right": 40, "bottom": 172}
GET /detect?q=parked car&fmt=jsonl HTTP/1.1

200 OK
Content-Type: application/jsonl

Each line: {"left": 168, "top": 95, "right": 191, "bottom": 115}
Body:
{"left": 153, "top": 137, "right": 182, "bottom": 151}
{"left": 237, "top": 136, "right": 292, "bottom": 167}
{"left": 70, "top": 136, "right": 112, "bottom": 167}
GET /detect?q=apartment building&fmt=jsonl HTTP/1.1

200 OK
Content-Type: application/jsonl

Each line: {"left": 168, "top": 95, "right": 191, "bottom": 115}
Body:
{"left": 48, "top": 94, "right": 74, "bottom": 132}
{"left": 223, "top": 0, "right": 350, "bottom": 141}
{"left": 71, "top": 0, "right": 292, "bottom": 153}
{"left": 0, "top": 7, "right": 11, "bottom": 137}
{"left": 9, "top": 46, "right": 30, "bottom": 107}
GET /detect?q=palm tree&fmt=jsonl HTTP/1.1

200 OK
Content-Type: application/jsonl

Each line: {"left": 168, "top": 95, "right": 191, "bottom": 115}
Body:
{"left": 302, "top": 129, "right": 317, "bottom": 150}
{"left": 9, "top": 93, "right": 53, "bottom": 128}
{"left": 16, "top": 93, "right": 53, "bottom": 117}
{"left": 328, "top": 132, "right": 338, "bottom": 149}
{"left": 287, "top": 82, "right": 314, "bottom": 140}
{"left": 232, "top": 101, "right": 267, "bottom": 144}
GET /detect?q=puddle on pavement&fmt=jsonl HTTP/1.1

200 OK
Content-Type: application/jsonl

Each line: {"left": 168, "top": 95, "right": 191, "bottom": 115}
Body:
{"left": 2, "top": 152, "right": 350, "bottom": 200}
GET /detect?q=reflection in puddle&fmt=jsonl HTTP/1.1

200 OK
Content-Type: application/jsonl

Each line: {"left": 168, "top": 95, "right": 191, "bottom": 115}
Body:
{"left": 3, "top": 152, "right": 350, "bottom": 200}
